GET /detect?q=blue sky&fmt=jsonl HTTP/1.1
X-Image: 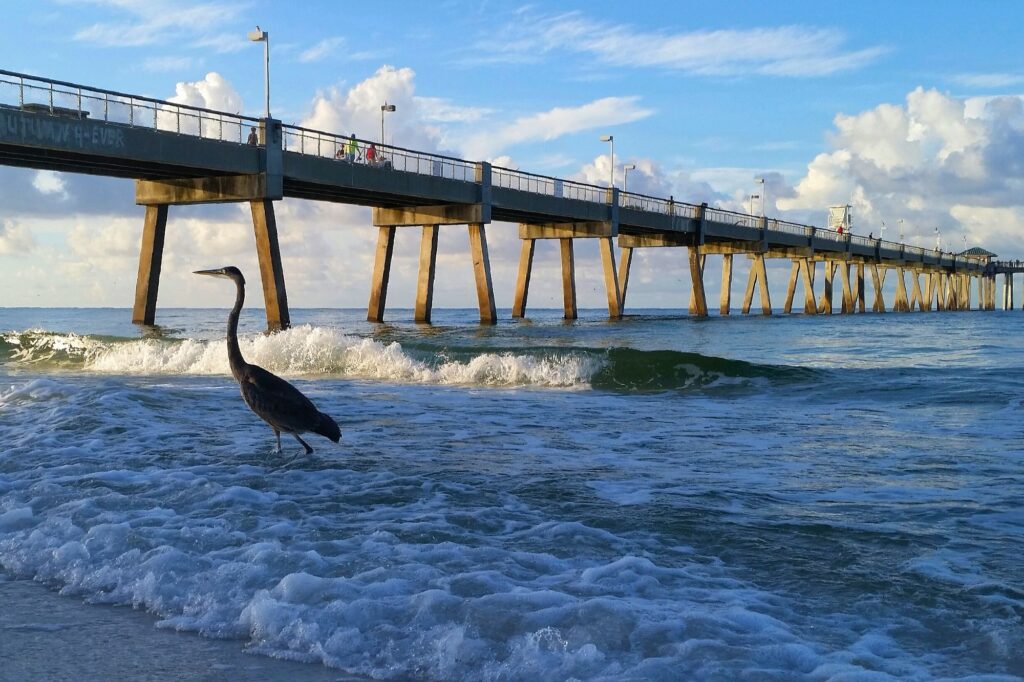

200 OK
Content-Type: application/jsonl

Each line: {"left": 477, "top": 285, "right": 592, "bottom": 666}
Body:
{"left": 2, "top": 1, "right": 1023, "bottom": 309}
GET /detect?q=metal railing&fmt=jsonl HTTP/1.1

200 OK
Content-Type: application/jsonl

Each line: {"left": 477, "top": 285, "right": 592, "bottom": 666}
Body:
{"left": 280, "top": 125, "right": 478, "bottom": 182}
{"left": 0, "top": 69, "right": 259, "bottom": 143}
{"left": 492, "top": 166, "right": 606, "bottom": 203}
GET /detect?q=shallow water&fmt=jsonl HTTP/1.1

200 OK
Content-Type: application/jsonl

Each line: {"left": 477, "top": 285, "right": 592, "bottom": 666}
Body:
{"left": 1, "top": 307, "right": 1022, "bottom": 680}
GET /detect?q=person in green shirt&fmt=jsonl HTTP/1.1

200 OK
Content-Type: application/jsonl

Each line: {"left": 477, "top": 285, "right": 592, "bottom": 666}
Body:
{"left": 345, "top": 134, "right": 360, "bottom": 162}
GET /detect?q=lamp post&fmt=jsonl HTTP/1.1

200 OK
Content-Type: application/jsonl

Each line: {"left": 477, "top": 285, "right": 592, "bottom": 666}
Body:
{"left": 380, "top": 102, "right": 396, "bottom": 145}
{"left": 749, "top": 194, "right": 760, "bottom": 216}
{"left": 898, "top": 218, "right": 904, "bottom": 243}
{"left": 754, "top": 176, "right": 765, "bottom": 217}
{"left": 880, "top": 220, "right": 886, "bottom": 241}
{"left": 599, "top": 134, "right": 614, "bottom": 188}
{"left": 623, "top": 163, "right": 636, "bottom": 193}
{"left": 935, "top": 227, "right": 941, "bottom": 251}
{"left": 247, "top": 26, "right": 270, "bottom": 120}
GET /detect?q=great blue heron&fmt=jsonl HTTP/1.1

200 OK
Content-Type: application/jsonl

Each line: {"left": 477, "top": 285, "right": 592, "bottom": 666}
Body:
{"left": 194, "top": 266, "right": 341, "bottom": 455}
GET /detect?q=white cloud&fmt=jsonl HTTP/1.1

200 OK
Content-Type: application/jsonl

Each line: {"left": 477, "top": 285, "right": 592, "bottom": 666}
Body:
{"left": 32, "top": 170, "right": 68, "bottom": 198}
{"left": 473, "top": 11, "right": 887, "bottom": 77}
{"left": 778, "top": 87, "right": 1024, "bottom": 254}
{"left": 0, "top": 220, "right": 36, "bottom": 255}
{"left": 952, "top": 73, "right": 1024, "bottom": 89}
{"left": 72, "top": 1, "right": 241, "bottom": 48}
{"left": 415, "top": 97, "right": 493, "bottom": 124}
{"left": 299, "top": 37, "right": 345, "bottom": 63}
{"left": 167, "top": 72, "right": 244, "bottom": 114}
{"left": 461, "top": 97, "right": 653, "bottom": 160}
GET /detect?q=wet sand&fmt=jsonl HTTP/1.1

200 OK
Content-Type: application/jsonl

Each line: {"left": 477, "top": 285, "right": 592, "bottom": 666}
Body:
{"left": 0, "top": 579, "right": 367, "bottom": 681}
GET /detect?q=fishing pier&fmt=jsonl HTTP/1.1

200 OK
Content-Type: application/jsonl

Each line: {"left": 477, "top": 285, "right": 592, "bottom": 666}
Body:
{"left": 0, "top": 69, "right": 1006, "bottom": 330}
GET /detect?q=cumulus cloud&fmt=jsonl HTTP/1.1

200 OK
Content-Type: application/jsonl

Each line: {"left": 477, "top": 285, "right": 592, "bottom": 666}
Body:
{"left": 0, "top": 220, "right": 36, "bottom": 255}
{"left": 472, "top": 11, "right": 887, "bottom": 77}
{"left": 167, "top": 72, "right": 243, "bottom": 114}
{"left": 778, "top": 87, "right": 1024, "bottom": 254}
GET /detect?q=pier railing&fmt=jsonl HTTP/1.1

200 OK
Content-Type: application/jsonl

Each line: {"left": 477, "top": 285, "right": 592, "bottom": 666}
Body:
{"left": 0, "top": 68, "right": 977, "bottom": 262}
{"left": 0, "top": 69, "right": 259, "bottom": 144}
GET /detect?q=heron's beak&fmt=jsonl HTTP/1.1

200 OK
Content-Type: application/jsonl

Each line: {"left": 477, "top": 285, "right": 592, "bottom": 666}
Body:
{"left": 193, "top": 269, "right": 223, "bottom": 277}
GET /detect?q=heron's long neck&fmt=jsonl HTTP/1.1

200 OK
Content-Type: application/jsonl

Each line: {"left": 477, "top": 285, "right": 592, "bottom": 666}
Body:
{"left": 227, "top": 278, "right": 247, "bottom": 381}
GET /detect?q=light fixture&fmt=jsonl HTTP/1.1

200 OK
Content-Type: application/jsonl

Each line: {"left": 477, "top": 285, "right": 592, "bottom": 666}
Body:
{"left": 247, "top": 26, "right": 270, "bottom": 120}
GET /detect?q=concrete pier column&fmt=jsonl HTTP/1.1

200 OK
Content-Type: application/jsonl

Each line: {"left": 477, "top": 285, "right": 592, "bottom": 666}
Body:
{"left": 742, "top": 254, "right": 771, "bottom": 315}
{"left": 935, "top": 274, "right": 946, "bottom": 311}
{"left": 132, "top": 204, "right": 169, "bottom": 326}
{"left": 909, "top": 271, "right": 924, "bottom": 311}
{"left": 560, "top": 238, "right": 577, "bottom": 320}
{"left": 250, "top": 199, "right": 290, "bottom": 331}
{"left": 894, "top": 268, "right": 910, "bottom": 312}
{"left": 720, "top": 254, "right": 733, "bottom": 315}
{"left": 856, "top": 263, "right": 866, "bottom": 312}
{"left": 1004, "top": 273, "right": 1012, "bottom": 310}
{"left": 414, "top": 224, "right": 439, "bottom": 323}
{"left": 512, "top": 238, "right": 536, "bottom": 319}
{"left": 783, "top": 260, "right": 800, "bottom": 314}
{"left": 818, "top": 261, "right": 834, "bottom": 314}
{"left": 871, "top": 264, "right": 887, "bottom": 313}
{"left": 801, "top": 259, "right": 816, "bottom": 314}
{"left": 468, "top": 223, "right": 497, "bottom": 325}
{"left": 688, "top": 247, "right": 708, "bottom": 317}
{"left": 599, "top": 236, "right": 622, "bottom": 319}
{"left": 367, "top": 226, "right": 396, "bottom": 323}
{"left": 618, "top": 246, "right": 634, "bottom": 314}
{"left": 839, "top": 263, "right": 854, "bottom": 314}
{"left": 945, "top": 274, "right": 957, "bottom": 311}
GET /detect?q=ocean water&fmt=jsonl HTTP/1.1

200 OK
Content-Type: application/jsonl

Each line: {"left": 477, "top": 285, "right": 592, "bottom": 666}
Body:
{"left": 0, "top": 306, "right": 1022, "bottom": 681}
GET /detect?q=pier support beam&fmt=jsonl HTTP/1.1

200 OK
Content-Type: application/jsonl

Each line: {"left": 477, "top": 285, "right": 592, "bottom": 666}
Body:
{"left": 783, "top": 258, "right": 816, "bottom": 314}
{"left": 1002, "top": 273, "right": 1012, "bottom": 310}
{"left": 132, "top": 204, "right": 168, "bottom": 326}
{"left": 414, "top": 224, "right": 439, "bottom": 323}
{"left": 600, "top": 237, "right": 622, "bottom": 319}
{"left": 909, "top": 271, "right": 924, "bottom": 311}
{"left": 560, "top": 238, "right": 577, "bottom": 320}
{"left": 720, "top": 254, "right": 733, "bottom": 315}
{"left": 688, "top": 248, "right": 708, "bottom": 317}
{"left": 512, "top": 239, "right": 536, "bottom": 319}
{"left": 870, "top": 264, "right": 886, "bottom": 313}
{"left": 839, "top": 263, "right": 854, "bottom": 314}
{"left": 818, "top": 261, "right": 834, "bottom": 314}
{"left": 856, "top": 264, "right": 866, "bottom": 313}
{"left": 250, "top": 199, "right": 291, "bottom": 331}
{"left": 742, "top": 254, "right": 772, "bottom": 315}
{"left": 367, "top": 226, "right": 396, "bottom": 323}
{"left": 618, "top": 246, "right": 634, "bottom": 314}
{"left": 893, "top": 268, "right": 909, "bottom": 312}
{"left": 468, "top": 223, "right": 497, "bottom": 325}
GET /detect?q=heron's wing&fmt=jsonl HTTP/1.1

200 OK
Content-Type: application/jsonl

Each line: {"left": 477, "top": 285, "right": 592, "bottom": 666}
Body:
{"left": 238, "top": 364, "right": 323, "bottom": 434}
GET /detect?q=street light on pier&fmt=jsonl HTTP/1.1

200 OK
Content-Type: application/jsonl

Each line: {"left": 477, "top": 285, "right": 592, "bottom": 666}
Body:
{"left": 754, "top": 177, "right": 765, "bottom": 217}
{"left": 880, "top": 220, "right": 886, "bottom": 240}
{"left": 247, "top": 26, "right": 270, "bottom": 120}
{"left": 749, "top": 193, "right": 760, "bottom": 216}
{"left": 380, "top": 102, "right": 396, "bottom": 145}
{"left": 898, "top": 218, "right": 904, "bottom": 243}
{"left": 599, "top": 134, "right": 614, "bottom": 188}
{"left": 935, "top": 227, "right": 941, "bottom": 251}
{"left": 623, "top": 163, "right": 636, "bottom": 193}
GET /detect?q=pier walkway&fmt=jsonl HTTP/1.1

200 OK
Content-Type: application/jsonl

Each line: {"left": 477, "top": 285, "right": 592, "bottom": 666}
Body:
{"left": 0, "top": 69, "right": 1002, "bottom": 329}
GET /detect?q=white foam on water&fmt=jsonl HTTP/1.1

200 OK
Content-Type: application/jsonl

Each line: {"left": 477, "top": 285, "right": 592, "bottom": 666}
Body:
{"left": 3, "top": 327, "right": 602, "bottom": 388}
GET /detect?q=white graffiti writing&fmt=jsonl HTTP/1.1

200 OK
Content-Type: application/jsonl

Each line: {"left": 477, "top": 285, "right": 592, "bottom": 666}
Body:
{"left": 0, "top": 110, "right": 126, "bottom": 150}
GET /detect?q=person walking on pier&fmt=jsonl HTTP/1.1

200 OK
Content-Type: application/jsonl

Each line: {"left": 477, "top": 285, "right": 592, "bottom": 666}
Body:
{"left": 345, "top": 134, "right": 361, "bottom": 163}
{"left": 247, "top": 127, "right": 259, "bottom": 145}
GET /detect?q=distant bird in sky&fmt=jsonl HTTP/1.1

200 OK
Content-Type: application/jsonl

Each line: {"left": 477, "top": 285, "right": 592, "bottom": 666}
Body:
{"left": 194, "top": 266, "right": 341, "bottom": 455}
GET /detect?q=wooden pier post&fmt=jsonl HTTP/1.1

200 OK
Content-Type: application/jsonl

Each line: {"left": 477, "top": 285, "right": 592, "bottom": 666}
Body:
{"left": 414, "top": 224, "right": 439, "bottom": 323}
{"left": 468, "top": 223, "right": 497, "bottom": 324}
{"left": 893, "top": 268, "right": 909, "bottom": 312}
{"left": 801, "top": 259, "right": 816, "bottom": 314}
{"left": 512, "top": 238, "right": 536, "bottom": 319}
{"left": 132, "top": 204, "right": 168, "bottom": 326}
{"left": 560, "top": 238, "right": 577, "bottom": 319}
{"left": 720, "top": 254, "right": 733, "bottom": 315}
{"left": 367, "top": 226, "right": 396, "bottom": 322}
{"left": 250, "top": 199, "right": 290, "bottom": 331}
{"left": 909, "top": 270, "right": 924, "bottom": 311}
{"left": 600, "top": 236, "right": 622, "bottom": 319}
{"left": 1003, "top": 273, "right": 1012, "bottom": 310}
{"left": 839, "top": 263, "right": 854, "bottom": 314}
{"left": 783, "top": 260, "right": 800, "bottom": 314}
{"left": 688, "top": 248, "right": 708, "bottom": 317}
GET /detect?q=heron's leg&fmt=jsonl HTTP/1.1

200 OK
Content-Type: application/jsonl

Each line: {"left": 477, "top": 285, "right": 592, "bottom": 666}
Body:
{"left": 274, "top": 430, "right": 282, "bottom": 454}
{"left": 292, "top": 433, "right": 314, "bottom": 455}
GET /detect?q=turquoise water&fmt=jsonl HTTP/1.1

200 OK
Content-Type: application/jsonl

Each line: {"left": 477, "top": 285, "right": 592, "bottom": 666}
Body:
{"left": 1, "top": 307, "right": 1022, "bottom": 680}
